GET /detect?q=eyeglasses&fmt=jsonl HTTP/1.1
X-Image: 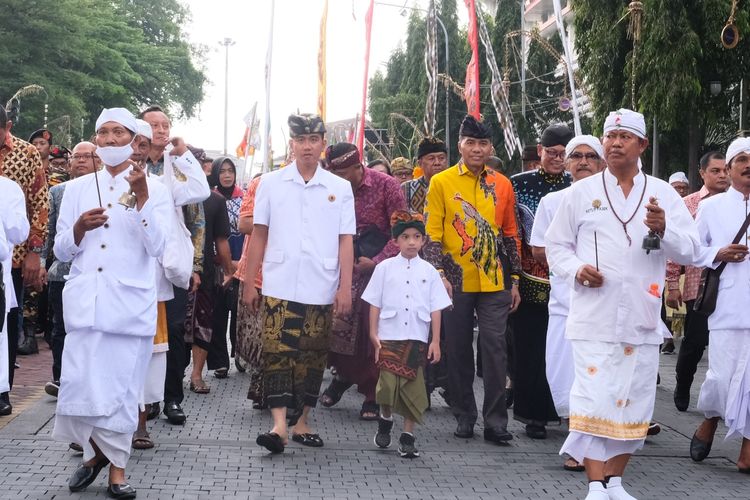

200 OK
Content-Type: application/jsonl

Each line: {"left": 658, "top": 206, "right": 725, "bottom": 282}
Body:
{"left": 568, "top": 152, "right": 600, "bottom": 161}
{"left": 543, "top": 148, "right": 566, "bottom": 160}
{"left": 72, "top": 154, "right": 98, "bottom": 160}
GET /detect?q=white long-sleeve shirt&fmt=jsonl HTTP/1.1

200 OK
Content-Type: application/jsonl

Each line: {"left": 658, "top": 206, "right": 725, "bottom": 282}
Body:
{"left": 0, "top": 176, "right": 29, "bottom": 312}
{"left": 153, "top": 149, "right": 210, "bottom": 300}
{"left": 54, "top": 168, "right": 171, "bottom": 337}
{"left": 696, "top": 186, "right": 750, "bottom": 331}
{"left": 545, "top": 169, "right": 705, "bottom": 345}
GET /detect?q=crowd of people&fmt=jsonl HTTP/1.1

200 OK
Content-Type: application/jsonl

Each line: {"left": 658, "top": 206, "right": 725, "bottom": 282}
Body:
{"left": 0, "top": 99, "right": 749, "bottom": 500}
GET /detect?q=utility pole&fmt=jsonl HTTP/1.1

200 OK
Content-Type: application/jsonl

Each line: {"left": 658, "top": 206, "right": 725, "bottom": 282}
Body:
{"left": 220, "top": 37, "right": 236, "bottom": 155}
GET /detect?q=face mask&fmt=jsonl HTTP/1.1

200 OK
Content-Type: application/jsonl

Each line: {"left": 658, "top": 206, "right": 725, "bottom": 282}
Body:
{"left": 96, "top": 143, "right": 133, "bottom": 167}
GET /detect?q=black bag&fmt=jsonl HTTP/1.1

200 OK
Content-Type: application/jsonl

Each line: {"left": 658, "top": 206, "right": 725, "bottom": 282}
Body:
{"left": 694, "top": 212, "right": 750, "bottom": 316}
{"left": 354, "top": 225, "right": 390, "bottom": 260}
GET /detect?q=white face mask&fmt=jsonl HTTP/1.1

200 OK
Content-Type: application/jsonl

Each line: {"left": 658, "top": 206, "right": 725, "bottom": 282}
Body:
{"left": 96, "top": 143, "right": 134, "bottom": 167}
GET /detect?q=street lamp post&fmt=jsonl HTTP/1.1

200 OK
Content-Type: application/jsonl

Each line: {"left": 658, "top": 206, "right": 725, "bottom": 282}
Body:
{"left": 219, "top": 37, "right": 236, "bottom": 155}
{"left": 376, "top": 2, "right": 450, "bottom": 160}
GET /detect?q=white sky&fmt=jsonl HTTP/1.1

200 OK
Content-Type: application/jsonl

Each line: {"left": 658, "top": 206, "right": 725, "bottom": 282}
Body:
{"left": 173, "top": 0, "right": 442, "bottom": 156}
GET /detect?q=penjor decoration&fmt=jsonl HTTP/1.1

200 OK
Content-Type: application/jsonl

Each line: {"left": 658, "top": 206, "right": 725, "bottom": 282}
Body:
{"left": 721, "top": 0, "right": 740, "bottom": 49}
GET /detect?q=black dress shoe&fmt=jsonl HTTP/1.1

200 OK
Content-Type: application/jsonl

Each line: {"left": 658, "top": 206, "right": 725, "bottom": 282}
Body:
{"left": 107, "top": 483, "right": 136, "bottom": 499}
{"left": 0, "top": 401, "right": 11, "bottom": 416}
{"left": 68, "top": 459, "right": 110, "bottom": 492}
{"left": 484, "top": 428, "right": 513, "bottom": 444}
{"left": 690, "top": 432, "right": 713, "bottom": 462}
{"left": 163, "top": 402, "right": 186, "bottom": 425}
{"left": 673, "top": 387, "right": 690, "bottom": 412}
{"left": 454, "top": 422, "right": 474, "bottom": 438}
{"left": 525, "top": 424, "right": 547, "bottom": 439}
{"left": 146, "top": 402, "right": 160, "bottom": 421}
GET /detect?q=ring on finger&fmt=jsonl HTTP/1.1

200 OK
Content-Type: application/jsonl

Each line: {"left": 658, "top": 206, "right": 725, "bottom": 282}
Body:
{"left": 583, "top": 280, "right": 591, "bottom": 287}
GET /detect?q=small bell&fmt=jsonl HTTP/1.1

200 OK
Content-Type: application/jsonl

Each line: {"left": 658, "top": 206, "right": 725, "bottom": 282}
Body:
{"left": 642, "top": 230, "right": 661, "bottom": 254}
{"left": 118, "top": 190, "right": 137, "bottom": 209}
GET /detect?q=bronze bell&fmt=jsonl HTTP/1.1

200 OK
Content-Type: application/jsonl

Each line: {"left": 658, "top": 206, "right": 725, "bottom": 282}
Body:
{"left": 642, "top": 230, "right": 661, "bottom": 254}
{"left": 118, "top": 189, "right": 137, "bottom": 209}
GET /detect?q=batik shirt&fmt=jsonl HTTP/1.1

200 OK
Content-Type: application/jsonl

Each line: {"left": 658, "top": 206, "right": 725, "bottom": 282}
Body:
{"left": 147, "top": 156, "right": 206, "bottom": 273}
{"left": 401, "top": 176, "right": 429, "bottom": 214}
{"left": 0, "top": 134, "right": 49, "bottom": 267}
{"left": 424, "top": 162, "right": 521, "bottom": 293}
{"left": 511, "top": 167, "right": 571, "bottom": 303}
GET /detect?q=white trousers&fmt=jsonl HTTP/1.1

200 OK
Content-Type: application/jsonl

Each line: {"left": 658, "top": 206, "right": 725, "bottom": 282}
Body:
{"left": 545, "top": 314, "right": 573, "bottom": 418}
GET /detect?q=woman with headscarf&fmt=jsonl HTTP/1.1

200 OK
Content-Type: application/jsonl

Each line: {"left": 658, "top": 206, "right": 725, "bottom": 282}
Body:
{"left": 207, "top": 157, "right": 245, "bottom": 377}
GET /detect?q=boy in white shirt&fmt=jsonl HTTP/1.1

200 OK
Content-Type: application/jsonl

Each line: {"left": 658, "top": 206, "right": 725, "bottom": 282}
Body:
{"left": 362, "top": 210, "right": 452, "bottom": 458}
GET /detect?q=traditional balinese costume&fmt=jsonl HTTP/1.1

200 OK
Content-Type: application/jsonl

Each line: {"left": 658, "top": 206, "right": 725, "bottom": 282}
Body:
{"left": 695, "top": 138, "right": 750, "bottom": 442}
{"left": 545, "top": 110, "right": 704, "bottom": 469}
{"left": 52, "top": 108, "right": 171, "bottom": 471}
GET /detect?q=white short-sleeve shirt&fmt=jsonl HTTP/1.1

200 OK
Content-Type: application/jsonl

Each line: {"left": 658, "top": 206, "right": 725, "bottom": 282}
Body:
{"left": 253, "top": 161, "right": 356, "bottom": 305}
{"left": 361, "top": 254, "right": 452, "bottom": 342}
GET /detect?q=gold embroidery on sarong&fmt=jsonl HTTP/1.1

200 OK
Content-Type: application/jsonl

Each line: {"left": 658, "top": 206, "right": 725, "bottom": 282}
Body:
{"left": 569, "top": 414, "right": 649, "bottom": 440}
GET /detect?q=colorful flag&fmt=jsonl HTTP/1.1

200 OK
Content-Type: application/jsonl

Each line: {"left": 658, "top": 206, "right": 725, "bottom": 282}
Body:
{"left": 357, "top": 0, "right": 375, "bottom": 156}
{"left": 263, "top": 1, "right": 275, "bottom": 172}
{"left": 318, "top": 0, "right": 328, "bottom": 121}
{"left": 464, "top": 0, "right": 480, "bottom": 119}
{"left": 237, "top": 103, "right": 259, "bottom": 158}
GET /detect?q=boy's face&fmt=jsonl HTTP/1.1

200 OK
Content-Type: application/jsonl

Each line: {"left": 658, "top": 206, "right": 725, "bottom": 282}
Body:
{"left": 396, "top": 227, "right": 424, "bottom": 258}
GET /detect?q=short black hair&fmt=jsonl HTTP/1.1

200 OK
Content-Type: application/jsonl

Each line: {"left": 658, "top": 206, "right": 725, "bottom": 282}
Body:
{"left": 138, "top": 105, "right": 168, "bottom": 120}
{"left": 0, "top": 105, "right": 8, "bottom": 124}
{"left": 699, "top": 151, "right": 725, "bottom": 170}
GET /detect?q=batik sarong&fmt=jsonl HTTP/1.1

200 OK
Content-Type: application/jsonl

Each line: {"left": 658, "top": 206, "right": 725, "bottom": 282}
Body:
{"left": 376, "top": 340, "right": 429, "bottom": 424}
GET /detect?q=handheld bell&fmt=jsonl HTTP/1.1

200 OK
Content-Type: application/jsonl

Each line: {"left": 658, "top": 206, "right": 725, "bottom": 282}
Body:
{"left": 642, "top": 230, "right": 661, "bottom": 254}
{"left": 118, "top": 189, "right": 137, "bottom": 209}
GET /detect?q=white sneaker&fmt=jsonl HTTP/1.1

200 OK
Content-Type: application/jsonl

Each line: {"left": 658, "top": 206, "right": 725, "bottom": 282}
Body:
{"left": 585, "top": 482, "right": 609, "bottom": 500}
{"left": 606, "top": 477, "right": 637, "bottom": 500}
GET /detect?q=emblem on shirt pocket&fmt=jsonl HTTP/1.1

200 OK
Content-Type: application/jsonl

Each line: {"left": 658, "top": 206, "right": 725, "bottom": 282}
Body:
{"left": 585, "top": 199, "right": 608, "bottom": 213}
{"left": 592, "top": 199, "right": 601, "bottom": 209}
{"left": 328, "top": 194, "right": 336, "bottom": 202}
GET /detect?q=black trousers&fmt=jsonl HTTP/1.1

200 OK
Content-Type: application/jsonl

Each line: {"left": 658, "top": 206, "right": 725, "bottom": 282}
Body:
{"left": 442, "top": 289, "right": 511, "bottom": 431}
{"left": 207, "top": 279, "right": 238, "bottom": 370}
{"left": 49, "top": 281, "right": 66, "bottom": 383}
{"left": 164, "top": 286, "right": 188, "bottom": 404}
{"left": 4, "top": 268, "right": 24, "bottom": 395}
{"left": 675, "top": 300, "right": 709, "bottom": 391}
{"left": 510, "top": 301, "right": 559, "bottom": 425}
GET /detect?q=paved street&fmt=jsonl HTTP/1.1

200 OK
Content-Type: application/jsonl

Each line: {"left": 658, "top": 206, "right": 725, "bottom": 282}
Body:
{"left": 0, "top": 336, "right": 748, "bottom": 500}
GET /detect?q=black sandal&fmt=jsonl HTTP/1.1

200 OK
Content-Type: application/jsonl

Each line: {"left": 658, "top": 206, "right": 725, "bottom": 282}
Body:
{"left": 319, "top": 378, "right": 352, "bottom": 408}
{"left": 359, "top": 401, "right": 379, "bottom": 421}
{"left": 292, "top": 433, "right": 324, "bottom": 447}
{"left": 256, "top": 432, "right": 285, "bottom": 453}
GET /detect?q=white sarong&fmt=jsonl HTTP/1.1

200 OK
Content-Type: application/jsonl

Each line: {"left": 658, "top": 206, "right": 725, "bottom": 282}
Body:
{"left": 545, "top": 314, "right": 573, "bottom": 418}
{"left": 139, "top": 351, "right": 167, "bottom": 409}
{"left": 697, "top": 329, "right": 750, "bottom": 441}
{"left": 560, "top": 340, "right": 658, "bottom": 462}
{"left": 53, "top": 329, "right": 153, "bottom": 468}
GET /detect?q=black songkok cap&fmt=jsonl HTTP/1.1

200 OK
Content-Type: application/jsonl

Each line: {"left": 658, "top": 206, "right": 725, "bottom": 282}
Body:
{"left": 522, "top": 145, "right": 541, "bottom": 161}
{"left": 325, "top": 142, "right": 361, "bottom": 171}
{"left": 29, "top": 128, "right": 52, "bottom": 143}
{"left": 416, "top": 136, "right": 447, "bottom": 159}
{"left": 458, "top": 115, "right": 492, "bottom": 139}
{"left": 540, "top": 124, "right": 574, "bottom": 147}
{"left": 288, "top": 113, "right": 326, "bottom": 137}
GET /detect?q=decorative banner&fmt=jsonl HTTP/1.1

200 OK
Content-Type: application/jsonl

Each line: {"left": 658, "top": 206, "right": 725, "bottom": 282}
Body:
{"left": 357, "top": 0, "right": 375, "bottom": 156}
{"left": 463, "top": 0, "right": 480, "bottom": 119}
{"left": 475, "top": 5, "right": 523, "bottom": 160}
{"left": 423, "top": 0, "right": 438, "bottom": 136}
{"left": 263, "top": 0, "right": 275, "bottom": 173}
{"left": 318, "top": 0, "right": 328, "bottom": 121}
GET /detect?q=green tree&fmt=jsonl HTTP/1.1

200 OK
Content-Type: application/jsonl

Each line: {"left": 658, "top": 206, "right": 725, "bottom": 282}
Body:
{"left": 0, "top": 0, "right": 206, "bottom": 145}
{"left": 573, "top": 0, "right": 750, "bottom": 184}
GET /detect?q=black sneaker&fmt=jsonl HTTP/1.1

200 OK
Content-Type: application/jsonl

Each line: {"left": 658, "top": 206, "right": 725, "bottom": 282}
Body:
{"left": 374, "top": 417, "right": 393, "bottom": 448}
{"left": 398, "top": 432, "right": 419, "bottom": 458}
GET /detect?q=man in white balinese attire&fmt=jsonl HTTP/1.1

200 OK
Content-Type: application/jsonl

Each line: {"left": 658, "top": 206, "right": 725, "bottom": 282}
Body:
{"left": 0, "top": 177, "right": 29, "bottom": 398}
{"left": 530, "top": 135, "right": 605, "bottom": 472}
{"left": 545, "top": 109, "right": 704, "bottom": 500}
{"left": 690, "top": 137, "right": 750, "bottom": 474}
{"left": 53, "top": 108, "right": 170, "bottom": 498}
{"left": 129, "top": 119, "right": 209, "bottom": 450}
